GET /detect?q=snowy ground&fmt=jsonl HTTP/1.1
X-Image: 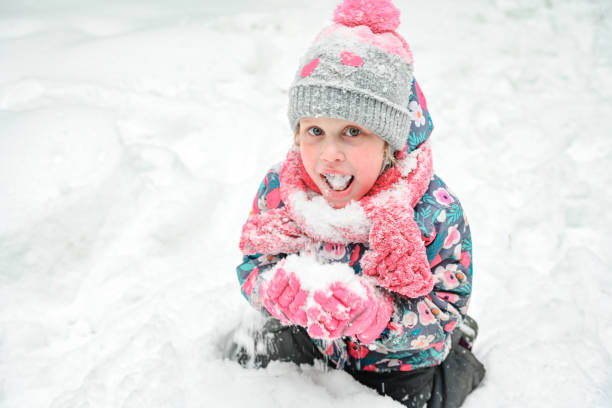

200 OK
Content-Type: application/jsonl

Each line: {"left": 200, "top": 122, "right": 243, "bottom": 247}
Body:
{"left": 1, "top": 0, "right": 611, "bottom": 407}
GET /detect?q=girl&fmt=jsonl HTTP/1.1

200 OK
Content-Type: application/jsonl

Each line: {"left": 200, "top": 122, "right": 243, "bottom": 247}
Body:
{"left": 229, "top": 0, "right": 485, "bottom": 407}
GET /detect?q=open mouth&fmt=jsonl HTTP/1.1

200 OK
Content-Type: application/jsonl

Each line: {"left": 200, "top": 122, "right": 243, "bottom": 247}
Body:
{"left": 321, "top": 173, "right": 354, "bottom": 192}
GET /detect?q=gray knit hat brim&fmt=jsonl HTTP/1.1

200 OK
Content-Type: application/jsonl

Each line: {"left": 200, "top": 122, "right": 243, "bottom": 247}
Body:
{"left": 288, "top": 83, "right": 411, "bottom": 152}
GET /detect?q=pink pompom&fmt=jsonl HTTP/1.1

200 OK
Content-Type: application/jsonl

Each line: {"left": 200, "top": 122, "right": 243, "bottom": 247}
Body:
{"left": 333, "top": 0, "right": 400, "bottom": 33}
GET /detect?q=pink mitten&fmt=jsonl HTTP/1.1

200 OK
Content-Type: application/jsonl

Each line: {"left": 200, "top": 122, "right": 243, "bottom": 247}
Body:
{"left": 307, "top": 278, "right": 394, "bottom": 344}
{"left": 240, "top": 208, "right": 314, "bottom": 256}
{"left": 259, "top": 266, "right": 308, "bottom": 326}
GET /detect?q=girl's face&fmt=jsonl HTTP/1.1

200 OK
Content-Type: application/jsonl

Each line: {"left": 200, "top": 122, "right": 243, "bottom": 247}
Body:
{"left": 297, "top": 117, "right": 385, "bottom": 209}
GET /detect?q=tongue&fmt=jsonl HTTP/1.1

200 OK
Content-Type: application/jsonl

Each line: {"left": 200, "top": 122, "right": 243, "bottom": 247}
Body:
{"left": 325, "top": 174, "right": 352, "bottom": 191}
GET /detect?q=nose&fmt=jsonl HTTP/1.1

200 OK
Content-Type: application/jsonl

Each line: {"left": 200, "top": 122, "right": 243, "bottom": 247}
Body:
{"left": 320, "top": 138, "right": 345, "bottom": 162}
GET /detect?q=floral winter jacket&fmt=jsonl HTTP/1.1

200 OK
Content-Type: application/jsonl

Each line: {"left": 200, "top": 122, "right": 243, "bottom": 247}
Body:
{"left": 236, "top": 80, "right": 473, "bottom": 373}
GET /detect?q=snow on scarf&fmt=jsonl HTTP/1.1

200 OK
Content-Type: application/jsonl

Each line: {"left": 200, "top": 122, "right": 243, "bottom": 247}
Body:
{"left": 240, "top": 140, "right": 434, "bottom": 298}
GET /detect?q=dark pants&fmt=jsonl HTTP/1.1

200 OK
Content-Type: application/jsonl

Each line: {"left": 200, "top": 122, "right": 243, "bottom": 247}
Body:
{"left": 225, "top": 318, "right": 485, "bottom": 408}
{"left": 349, "top": 327, "right": 486, "bottom": 408}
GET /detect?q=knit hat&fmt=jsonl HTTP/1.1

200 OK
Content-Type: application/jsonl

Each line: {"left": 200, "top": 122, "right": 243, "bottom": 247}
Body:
{"left": 288, "top": 0, "right": 425, "bottom": 153}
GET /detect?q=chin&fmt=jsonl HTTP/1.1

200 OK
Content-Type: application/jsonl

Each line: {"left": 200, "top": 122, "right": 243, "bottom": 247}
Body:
{"left": 317, "top": 177, "right": 362, "bottom": 209}
{"left": 323, "top": 194, "right": 353, "bottom": 209}
{"left": 329, "top": 200, "right": 347, "bottom": 209}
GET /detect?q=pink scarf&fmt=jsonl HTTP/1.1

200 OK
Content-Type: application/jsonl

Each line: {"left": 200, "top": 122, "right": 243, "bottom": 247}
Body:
{"left": 240, "top": 141, "right": 435, "bottom": 298}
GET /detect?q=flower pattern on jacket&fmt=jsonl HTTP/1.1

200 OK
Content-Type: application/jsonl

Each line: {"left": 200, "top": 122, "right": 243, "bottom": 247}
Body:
{"left": 236, "top": 169, "right": 473, "bottom": 373}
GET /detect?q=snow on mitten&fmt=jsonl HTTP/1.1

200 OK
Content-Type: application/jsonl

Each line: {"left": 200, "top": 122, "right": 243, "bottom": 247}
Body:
{"left": 259, "top": 265, "right": 309, "bottom": 326}
{"left": 240, "top": 207, "right": 314, "bottom": 256}
{"left": 307, "top": 278, "right": 393, "bottom": 344}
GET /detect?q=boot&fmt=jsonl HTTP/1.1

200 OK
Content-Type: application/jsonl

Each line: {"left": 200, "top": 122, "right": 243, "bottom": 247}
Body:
{"left": 456, "top": 315, "right": 478, "bottom": 351}
{"left": 224, "top": 318, "right": 323, "bottom": 368}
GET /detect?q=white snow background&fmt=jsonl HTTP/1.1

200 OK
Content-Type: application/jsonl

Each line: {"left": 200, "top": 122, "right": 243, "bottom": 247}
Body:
{"left": 1, "top": 0, "right": 611, "bottom": 407}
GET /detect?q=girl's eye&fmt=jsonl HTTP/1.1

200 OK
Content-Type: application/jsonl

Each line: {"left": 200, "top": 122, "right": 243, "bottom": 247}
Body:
{"left": 308, "top": 127, "right": 323, "bottom": 136}
{"left": 344, "top": 127, "right": 361, "bottom": 137}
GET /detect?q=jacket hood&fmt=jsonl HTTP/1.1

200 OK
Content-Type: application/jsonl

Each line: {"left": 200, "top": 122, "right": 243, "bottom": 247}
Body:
{"left": 404, "top": 78, "right": 433, "bottom": 154}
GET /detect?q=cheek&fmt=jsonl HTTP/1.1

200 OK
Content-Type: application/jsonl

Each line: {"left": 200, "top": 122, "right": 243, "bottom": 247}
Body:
{"left": 351, "top": 149, "right": 383, "bottom": 190}
{"left": 299, "top": 145, "right": 319, "bottom": 179}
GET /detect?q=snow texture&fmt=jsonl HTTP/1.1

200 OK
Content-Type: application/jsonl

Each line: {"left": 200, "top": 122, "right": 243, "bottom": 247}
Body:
{"left": 323, "top": 173, "right": 352, "bottom": 191}
{"left": 287, "top": 189, "right": 371, "bottom": 245}
{"left": 1, "top": 0, "right": 611, "bottom": 407}
{"left": 279, "top": 254, "right": 367, "bottom": 297}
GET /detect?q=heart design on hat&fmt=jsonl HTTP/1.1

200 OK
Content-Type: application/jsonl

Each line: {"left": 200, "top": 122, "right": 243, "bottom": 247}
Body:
{"left": 340, "top": 50, "right": 364, "bottom": 67}
{"left": 300, "top": 58, "right": 320, "bottom": 77}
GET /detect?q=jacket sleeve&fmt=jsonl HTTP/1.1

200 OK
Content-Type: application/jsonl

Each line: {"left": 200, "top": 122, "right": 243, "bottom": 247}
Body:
{"left": 374, "top": 176, "right": 473, "bottom": 353}
{"left": 236, "top": 165, "right": 285, "bottom": 310}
